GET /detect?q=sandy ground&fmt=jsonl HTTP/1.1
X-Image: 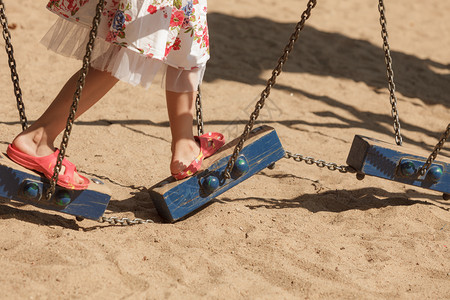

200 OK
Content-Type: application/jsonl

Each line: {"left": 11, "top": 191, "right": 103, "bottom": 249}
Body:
{"left": 0, "top": 0, "right": 449, "bottom": 299}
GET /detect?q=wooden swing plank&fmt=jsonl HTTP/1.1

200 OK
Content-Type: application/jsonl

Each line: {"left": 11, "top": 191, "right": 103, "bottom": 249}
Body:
{"left": 347, "top": 135, "right": 450, "bottom": 194}
{"left": 149, "top": 125, "right": 285, "bottom": 222}
{"left": 0, "top": 152, "right": 111, "bottom": 220}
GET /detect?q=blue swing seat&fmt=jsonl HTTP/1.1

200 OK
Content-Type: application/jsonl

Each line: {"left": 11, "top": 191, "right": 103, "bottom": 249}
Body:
{"left": 0, "top": 152, "right": 111, "bottom": 220}
{"left": 149, "top": 125, "right": 285, "bottom": 222}
{"left": 347, "top": 135, "right": 449, "bottom": 195}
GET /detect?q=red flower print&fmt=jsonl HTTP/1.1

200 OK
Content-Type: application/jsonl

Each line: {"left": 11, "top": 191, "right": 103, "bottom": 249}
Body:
{"left": 147, "top": 5, "right": 157, "bottom": 14}
{"left": 47, "top": 0, "right": 58, "bottom": 7}
{"left": 195, "top": 32, "right": 202, "bottom": 43}
{"left": 170, "top": 10, "right": 185, "bottom": 27}
{"left": 173, "top": 38, "right": 182, "bottom": 51}
{"left": 65, "top": 0, "right": 76, "bottom": 10}
{"left": 165, "top": 45, "right": 173, "bottom": 57}
{"left": 203, "top": 27, "right": 209, "bottom": 47}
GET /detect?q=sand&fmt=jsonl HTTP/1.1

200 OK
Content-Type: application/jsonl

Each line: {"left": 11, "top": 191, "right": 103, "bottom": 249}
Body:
{"left": 0, "top": 0, "right": 449, "bottom": 299}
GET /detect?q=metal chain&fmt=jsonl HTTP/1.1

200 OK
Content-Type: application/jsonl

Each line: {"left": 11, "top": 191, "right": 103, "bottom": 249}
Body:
{"left": 98, "top": 216, "right": 155, "bottom": 225}
{"left": 45, "top": 0, "right": 105, "bottom": 200}
{"left": 195, "top": 85, "right": 204, "bottom": 136}
{"left": 222, "top": 0, "right": 317, "bottom": 179}
{"left": 378, "top": 0, "right": 402, "bottom": 146}
{"left": 419, "top": 123, "right": 450, "bottom": 175}
{"left": 284, "top": 151, "right": 353, "bottom": 173}
{"left": 0, "top": 0, "right": 28, "bottom": 131}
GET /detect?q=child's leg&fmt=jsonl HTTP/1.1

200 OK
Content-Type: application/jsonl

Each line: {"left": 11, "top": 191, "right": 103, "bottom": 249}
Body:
{"left": 165, "top": 66, "right": 204, "bottom": 175}
{"left": 166, "top": 90, "right": 200, "bottom": 175}
{"left": 166, "top": 67, "right": 203, "bottom": 174}
{"left": 12, "top": 67, "right": 118, "bottom": 184}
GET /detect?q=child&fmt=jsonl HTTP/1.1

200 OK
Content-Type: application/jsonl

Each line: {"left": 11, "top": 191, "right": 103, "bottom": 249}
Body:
{"left": 6, "top": 0, "right": 225, "bottom": 190}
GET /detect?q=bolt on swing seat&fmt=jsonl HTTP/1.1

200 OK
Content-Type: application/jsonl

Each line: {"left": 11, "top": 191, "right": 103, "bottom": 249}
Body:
{"left": 0, "top": 0, "right": 111, "bottom": 220}
{"left": 347, "top": 1, "right": 449, "bottom": 198}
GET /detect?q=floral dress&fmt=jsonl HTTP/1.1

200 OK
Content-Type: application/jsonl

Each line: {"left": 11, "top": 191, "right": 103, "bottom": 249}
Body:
{"left": 43, "top": 0, "right": 210, "bottom": 89}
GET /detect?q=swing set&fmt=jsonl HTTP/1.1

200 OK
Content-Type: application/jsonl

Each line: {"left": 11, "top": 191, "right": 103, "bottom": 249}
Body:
{"left": 0, "top": 0, "right": 448, "bottom": 224}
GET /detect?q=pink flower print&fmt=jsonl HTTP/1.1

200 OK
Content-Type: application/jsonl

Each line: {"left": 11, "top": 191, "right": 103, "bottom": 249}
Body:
{"left": 170, "top": 10, "right": 185, "bottom": 27}
{"left": 106, "top": 31, "right": 118, "bottom": 42}
{"left": 147, "top": 5, "right": 157, "bottom": 14}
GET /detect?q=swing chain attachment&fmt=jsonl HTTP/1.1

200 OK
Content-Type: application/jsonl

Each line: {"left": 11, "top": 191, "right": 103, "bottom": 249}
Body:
{"left": 222, "top": 0, "right": 317, "bottom": 179}
{"left": 98, "top": 216, "right": 155, "bottom": 225}
{"left": 418, "top": 123, "right": 450, "bottom": 176}
{"left": 45, "top": 0, "right": 105, "bottom": 200}
{"left": 284, "top": 151, "right": 354, "bottom": 173}
{"left": 378, "top": 0, "right": 402, "bottom": 146}
{"left": 0, "top": 0, "right": 28, "bottom": 131}
{"left": 195, "top": 85, "right": 204, "bottom": 136}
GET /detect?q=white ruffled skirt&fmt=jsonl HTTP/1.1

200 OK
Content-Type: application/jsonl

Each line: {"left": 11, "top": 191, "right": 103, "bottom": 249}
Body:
{"left": 41, "top": 0, "right": 210, "bottom": 92}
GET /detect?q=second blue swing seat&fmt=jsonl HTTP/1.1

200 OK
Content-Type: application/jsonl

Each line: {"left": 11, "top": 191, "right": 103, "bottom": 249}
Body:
{"left": 347, "top": 135, "right": 449, "bottom": 196}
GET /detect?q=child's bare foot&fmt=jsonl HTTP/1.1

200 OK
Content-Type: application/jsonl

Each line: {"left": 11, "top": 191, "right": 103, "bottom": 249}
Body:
{"left": 170, "top": 138, "right": 201, "bottom": 176}
{"left": 10, "top": 129, "right": 87, "bottom": 186}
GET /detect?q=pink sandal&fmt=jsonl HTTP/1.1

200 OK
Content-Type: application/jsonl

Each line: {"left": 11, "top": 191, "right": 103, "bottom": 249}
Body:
{"left": 6, "top": 144, "right": 90, "bottom": 190}
{"left": 172, "top": 132, "right": 225, "bottom": 180}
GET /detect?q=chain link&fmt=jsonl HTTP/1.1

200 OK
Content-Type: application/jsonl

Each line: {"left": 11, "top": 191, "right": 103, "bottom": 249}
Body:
{"left": 418, "top": 123, "right": 450, "bottom": 175}
{"left": 98, "top": 216, "right": 155, "bottom": 225}
{"left": 284, "top": 150, "right": 354, "bottom": 173}
{"left": 195, "top": 85, "right": 204, "bottom": 136}
{"left": 0, "top": 0, "right": 28, "bottom": 131}
{"left": 378, "top": 0, "right": 402, "bottom": 146}
{"left": 45, "top": 0, "right": 105, "bottom": 200}
{"left": 222, "top": 0, "right": 317, "bottom": 179}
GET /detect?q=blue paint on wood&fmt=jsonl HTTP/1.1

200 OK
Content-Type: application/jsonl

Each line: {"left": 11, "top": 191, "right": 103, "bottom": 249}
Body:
{"left": 347, "top": 135, "right": 450, "bottom": 194}
{"left": 150, "top": 126, "right": 285, "bottom": 222}
{"left": 0, "top": 154, "right": 111, "bottom": 220}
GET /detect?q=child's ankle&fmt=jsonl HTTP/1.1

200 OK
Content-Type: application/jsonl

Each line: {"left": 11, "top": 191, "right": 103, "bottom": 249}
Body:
{"left": 12, "top": 129, "right": 54, "bottom": 157}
